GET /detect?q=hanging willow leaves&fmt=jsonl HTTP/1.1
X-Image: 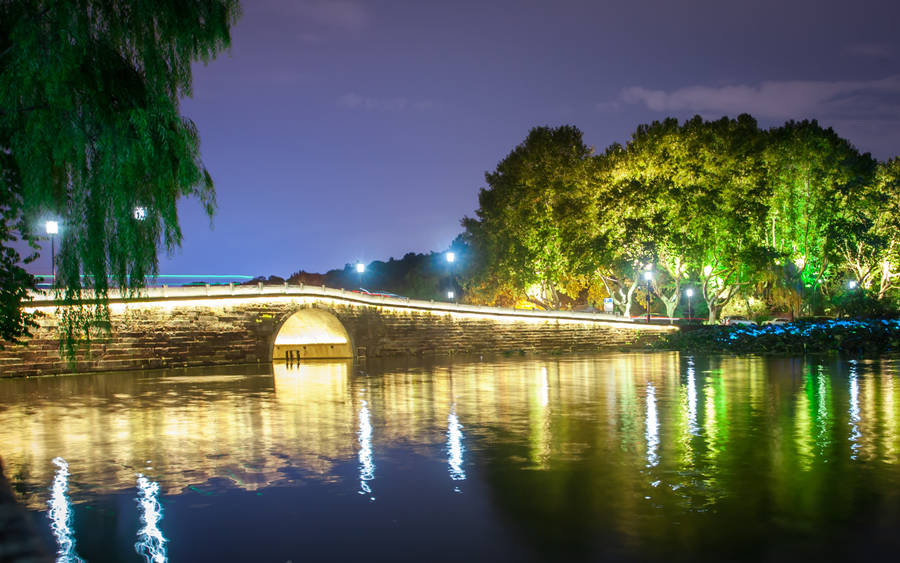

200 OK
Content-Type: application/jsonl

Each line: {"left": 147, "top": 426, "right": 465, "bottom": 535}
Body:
{"left": 0, "top": 0, "right": 241, "bottom": 353}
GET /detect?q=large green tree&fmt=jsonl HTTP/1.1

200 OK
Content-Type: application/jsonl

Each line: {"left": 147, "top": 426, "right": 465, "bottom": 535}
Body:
{"left": 0, "top": 0, "right": 240, "bottom": 347}
{"left": 462, "top": 125, "right": 594, "bottom": 308}
{"left": 839, "top": 157, "right": 900, "bottom": 300}
{"left": 763, "top": 120, "right": 875, "bottom": 314}
{"left": 609, "top": 115, "right": 769, "bottom": 322}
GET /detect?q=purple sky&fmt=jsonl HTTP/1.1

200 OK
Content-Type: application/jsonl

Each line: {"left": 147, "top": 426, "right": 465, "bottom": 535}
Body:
{"left": 30, "top": 0, "right": 900, "bottom": 277}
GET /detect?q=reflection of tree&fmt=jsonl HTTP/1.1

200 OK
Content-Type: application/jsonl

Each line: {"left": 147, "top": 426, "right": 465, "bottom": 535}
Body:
{"left": 2, "top": 354, "right": 900, "bottom": 560}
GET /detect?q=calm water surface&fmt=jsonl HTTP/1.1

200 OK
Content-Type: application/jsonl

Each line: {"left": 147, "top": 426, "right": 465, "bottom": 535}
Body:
{"left": 1, "top": 352, "right": 900, "bottom": 562}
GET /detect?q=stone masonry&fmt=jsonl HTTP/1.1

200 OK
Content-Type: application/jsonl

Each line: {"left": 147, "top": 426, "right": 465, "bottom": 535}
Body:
{"left": 0, "top": 289, "right": 673, "bottom": 378}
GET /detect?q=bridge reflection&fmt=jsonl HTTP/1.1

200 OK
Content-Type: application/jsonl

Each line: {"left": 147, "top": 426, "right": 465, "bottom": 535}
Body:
{"left": 0, "top": 354, "right": 898, "bottom": 516}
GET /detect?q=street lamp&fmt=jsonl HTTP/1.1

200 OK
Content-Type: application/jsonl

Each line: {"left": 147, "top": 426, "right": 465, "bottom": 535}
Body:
{"left": 848, "top": 280, "right": 858, "bottom": 290}
{"left": 45, "top": 220, "right": 59, "bottom": 279}
{"left": 685, "top": 288, "right": 693, "bottom": 321}
{"left": 133, "top": 206, "right": 147, "bottom": 221}
{"left": 447, "top": 290, "right": 455, "bottom": 301}
{"left": 446, "top": 251, "right": 456, "bottom": 302}
{"left": 643, "top": 270, "right": 653, "bottom": 323}
{"left": 356, "top": 262, "right": 365, "bottom": 289}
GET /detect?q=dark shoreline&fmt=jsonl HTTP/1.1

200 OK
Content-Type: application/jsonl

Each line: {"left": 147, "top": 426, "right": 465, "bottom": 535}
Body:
{"left": 651, "top": 318, "right": 900, "bottom": 355}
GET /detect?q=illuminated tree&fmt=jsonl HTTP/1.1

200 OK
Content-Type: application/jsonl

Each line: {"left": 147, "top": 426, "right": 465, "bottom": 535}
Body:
{"left": 763, "top": 120, "right": 875, "bottom": 314}
{"left": 838, "top": 157, "right": 900, "bottom": 300}
{"left": 608, "top": 115, "right": 770, "bottom": 323}
{"left": 462, "top": 125, "right": 594, "bottom": 308}
{"left": 0, "top": 0, "right": 241, "bottom": 348}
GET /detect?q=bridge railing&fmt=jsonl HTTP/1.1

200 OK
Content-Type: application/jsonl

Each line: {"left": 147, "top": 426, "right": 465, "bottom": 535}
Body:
{"left": 25, "top": 283, "right": 676, "bottom": 329}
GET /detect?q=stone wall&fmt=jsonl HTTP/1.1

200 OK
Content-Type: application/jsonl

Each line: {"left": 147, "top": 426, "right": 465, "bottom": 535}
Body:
{"left": 0, "top": 299, "right": 668, "bottom": 378}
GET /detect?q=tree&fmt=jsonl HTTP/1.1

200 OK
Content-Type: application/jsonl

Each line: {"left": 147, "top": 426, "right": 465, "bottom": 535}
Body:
{"left": 839, "top": 157, "right": 900, "bottom": 300}
{"left": 0, "top": 150, "right": 36, "bottom": 343}
{"left": 462, "top": 125, "right": 594, "bottom": 309}
{"left": 763, "top": 120, "right": 875, "bottom": 315}
{"left": 607, "top": 115, "right": 769, "bottom": 323}
{"left": 0, "top": 0, "right": 241, "bottom": 349}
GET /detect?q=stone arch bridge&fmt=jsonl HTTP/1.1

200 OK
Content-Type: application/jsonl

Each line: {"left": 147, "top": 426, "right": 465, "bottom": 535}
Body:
{"left": 1, "top": 283, "right": 676, "bottom": 377}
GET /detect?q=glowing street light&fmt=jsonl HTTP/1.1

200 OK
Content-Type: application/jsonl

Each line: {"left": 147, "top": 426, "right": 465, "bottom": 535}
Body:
{"left": 446, "top": 251, "right": 456, "bottom": 302}
{"left": 848, "top": 280, "right": 858, "bottom": 289}
{"left": 133, "top": 206, "right": 147, "bottom": 221}
{"left": 45, "top": 220, "right": 59, "bottom": 278}
{"left": 355, "top": 262, "right": 365, "bottom": 289}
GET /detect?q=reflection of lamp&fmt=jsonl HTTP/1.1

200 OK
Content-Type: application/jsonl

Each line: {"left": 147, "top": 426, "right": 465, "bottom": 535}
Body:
{"left": 45, "top": 220, "right": 59, "bottom": 279}
{"left": 358, "top": 400, "right": 375, "bottom": 501}
{"left": 447, "top": 406, "right": 465, "bottom": 487}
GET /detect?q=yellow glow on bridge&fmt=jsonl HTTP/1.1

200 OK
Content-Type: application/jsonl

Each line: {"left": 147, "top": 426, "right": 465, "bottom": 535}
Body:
{"left": 24, "top": 287, "right": 677, "bottom": 333}
{"left": 274, "top": 309, "right": 353, "bottom": 360}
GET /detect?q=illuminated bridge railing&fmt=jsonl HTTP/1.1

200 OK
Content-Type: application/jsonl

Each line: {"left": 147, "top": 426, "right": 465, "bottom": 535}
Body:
{"left": 25, "top": 283, "right": 675, "bottom": 330}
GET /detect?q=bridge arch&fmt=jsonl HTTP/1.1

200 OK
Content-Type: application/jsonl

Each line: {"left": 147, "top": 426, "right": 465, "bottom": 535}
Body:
{"left": 273, "top": 308, "right": 353, "bottom": 361}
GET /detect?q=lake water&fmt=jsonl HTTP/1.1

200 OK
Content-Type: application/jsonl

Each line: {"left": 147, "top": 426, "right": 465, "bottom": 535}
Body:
{"left": 1, "top": 352, "right": 899, "bottom": 562}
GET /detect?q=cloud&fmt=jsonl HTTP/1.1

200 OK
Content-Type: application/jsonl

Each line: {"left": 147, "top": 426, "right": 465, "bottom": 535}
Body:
{"left": 618, "top": 76, "right": 900, "bottom": 120}
{"left": 609, "top": 76, "right": 900, "bottom": 158}
{"left": 845, "top": 43, "right": 892, "bottom": 58}
{"left": 337, "top": 93, "right": 441, "bottom": 112}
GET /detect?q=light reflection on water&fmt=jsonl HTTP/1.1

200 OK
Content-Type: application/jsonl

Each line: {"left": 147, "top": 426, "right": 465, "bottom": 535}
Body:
{"left": 645, "top": 383, "right": 659, "bottom": 468}
{"left": 357, "top": 398, "right": 375, "bottom": 501}
{"left": 447, "top": 405, "right": 466, "bottom": 488}
{"left": 48, "top": 457, "right": 83, "bottom": 563}
{"left": 849, "top": 360, "right": 861, "bottom": 460}
{"left": 1, "top": 353, "right": 900, "bottom": 561}
{"left": 135, "top": 475, "right": 167, "bottom": 563}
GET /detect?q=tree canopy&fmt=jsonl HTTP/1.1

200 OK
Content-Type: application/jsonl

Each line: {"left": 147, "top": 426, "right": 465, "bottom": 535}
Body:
{"left": 0, "top": 0, "right": 240, "bottom": 346}
{"left": 463, "top": 117, "right": 898, "bottom": 322}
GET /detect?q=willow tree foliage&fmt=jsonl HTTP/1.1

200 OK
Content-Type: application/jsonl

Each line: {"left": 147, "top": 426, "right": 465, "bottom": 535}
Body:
{"left": 0, "top": 0, "right": 241, "bottom": 348}
{"left": 462, "top": 125, "right": 594, "bottom": 309}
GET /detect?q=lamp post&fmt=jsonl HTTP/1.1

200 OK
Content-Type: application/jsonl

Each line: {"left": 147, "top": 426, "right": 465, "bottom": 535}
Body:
{"left": 644, "top": 270, "right": 653, "bottom": 323}
{"left": 356, "top": 262, "right": 365, "bottom": 289}
{"left": 685, "top": 288, "right": 694, "bottom": 321}
{"left": 446, "top": 251, "right": 455, "bottom": 301}
{"left": 447, "top": 290, "right": 455, "bottom": 302}
{"left": 45, "top": 220, "right": 59, "bottom": 279}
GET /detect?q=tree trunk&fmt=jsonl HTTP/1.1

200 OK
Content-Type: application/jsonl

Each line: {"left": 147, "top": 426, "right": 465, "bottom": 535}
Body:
{"left": 622, "top": 277, "right": 639, "bottom": 318}
{"left": 707, "top": 302, "right": 719, "bottom": 324}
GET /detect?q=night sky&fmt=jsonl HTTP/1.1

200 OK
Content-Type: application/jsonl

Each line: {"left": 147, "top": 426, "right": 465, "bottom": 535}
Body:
{"left": 33, "top": 0, "right": 900, "bottom": 277}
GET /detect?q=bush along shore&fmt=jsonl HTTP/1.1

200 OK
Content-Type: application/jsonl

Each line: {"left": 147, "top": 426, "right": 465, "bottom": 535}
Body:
{"left": 654, "top": 319, "right": 900, "bottom": 354}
